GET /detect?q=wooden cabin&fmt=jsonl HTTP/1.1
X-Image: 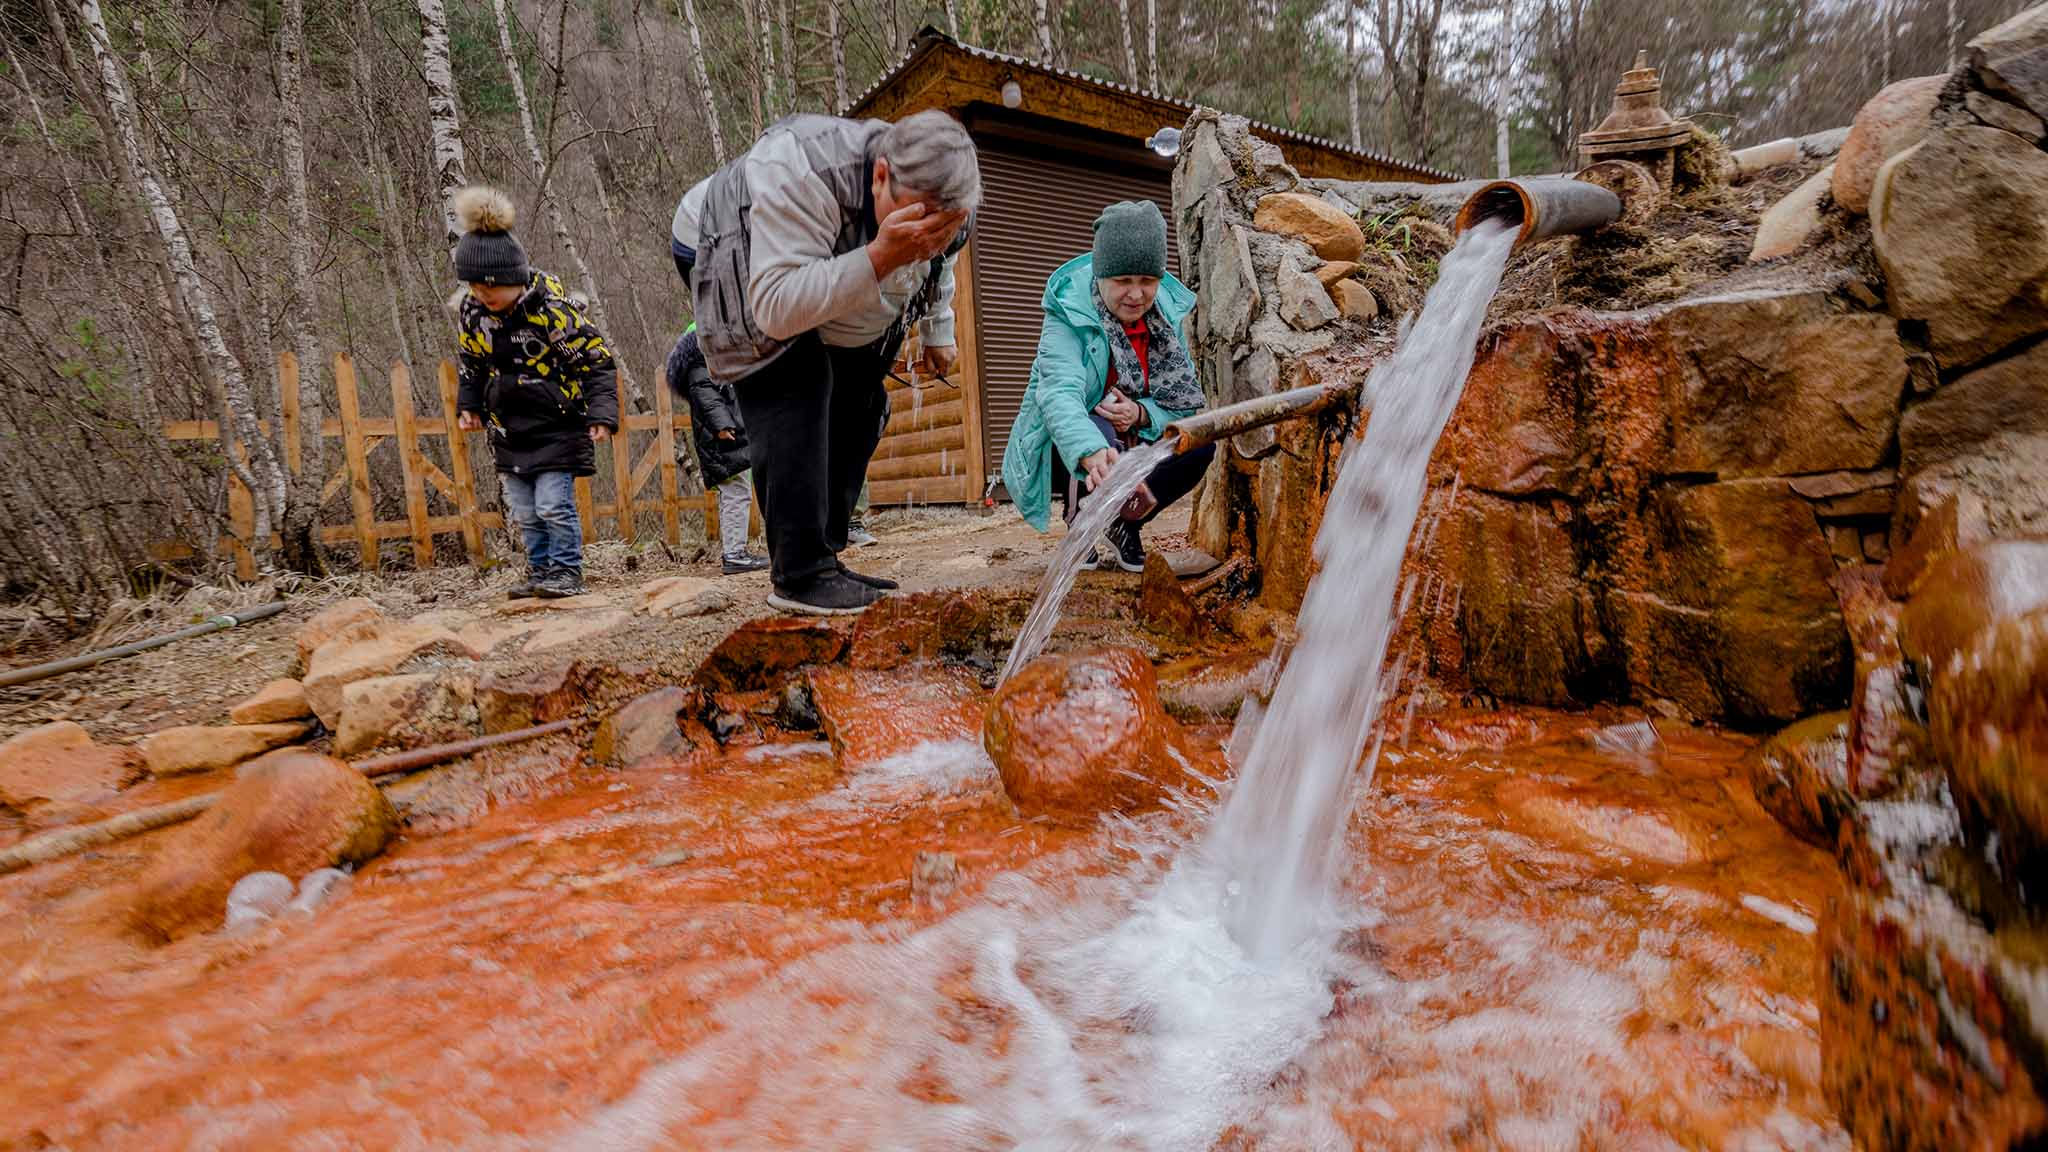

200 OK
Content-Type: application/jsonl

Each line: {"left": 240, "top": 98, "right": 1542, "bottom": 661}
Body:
{"left": 847, "top": 27, "right": 1455, "bottom": 506}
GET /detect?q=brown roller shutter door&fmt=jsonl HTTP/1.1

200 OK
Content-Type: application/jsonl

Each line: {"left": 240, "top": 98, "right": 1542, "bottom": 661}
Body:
{"left": 970, "top": 145, "right": 1179, "bottom": 494}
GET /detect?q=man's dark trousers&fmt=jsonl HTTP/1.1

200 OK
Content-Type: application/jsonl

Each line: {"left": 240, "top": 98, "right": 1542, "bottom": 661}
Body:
{"left": 732, "top": 332, "right": 895, "bottom": 588}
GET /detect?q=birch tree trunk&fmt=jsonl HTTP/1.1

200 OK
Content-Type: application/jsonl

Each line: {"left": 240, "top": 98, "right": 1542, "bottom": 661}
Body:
{"left": 829, "top": 0, "right": 848, "bottom": 111}
{"left": 417, "top": 0, "right": 469, "bottom": 257}
{"left": 1346, "top": 0, "right": 1361, "bottom": 148}
{"left": 679, "top": 0, "right": 729, "bottom": 163}
{"left": 1035, "top": 0, "right": 1053, "bottom": 63}
{"left": 1495, "top": 0, "right": 1512, "bottom": 177}
{"left": 944, "top": 0, "right": 959, "bottom": 39}
{"left": 743, "top": 0, "right": 768, "bottom": 129}
{"left": 1116, "top": 0, "right": 1139, "bottom": 83}
{"left": 275, "top": 0, "right": 328, "bottom": 572}
{"left": 489, "top": 0, "right": 644, "bottom": 413}
{"left": 1882, "top": 0, "right": 1893, "bottom": 86}
{"left": 1146, "top": 0, "right": 1159, "bottom": 89}
{"left": 777, "top": 0, "right": 796, "bottom": 111}
{"left": 76, "top": 0, "right": 284, "bottom": 552}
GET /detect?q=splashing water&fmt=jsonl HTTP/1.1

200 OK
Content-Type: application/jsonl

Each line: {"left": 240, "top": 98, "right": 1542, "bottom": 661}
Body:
{"left": 1204, "top": 219, "right": 1520, "bottom": 961}
{"left": 999, "top": 439, "right": 1174, "bottom": 682}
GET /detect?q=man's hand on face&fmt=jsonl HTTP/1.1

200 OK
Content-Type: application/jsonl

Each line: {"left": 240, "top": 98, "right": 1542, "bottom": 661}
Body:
{"left": 867, "top": 201, "right": 968, "bottom": 280}
{"left": 921, "top": 343, "right": 959, "bottom": 377}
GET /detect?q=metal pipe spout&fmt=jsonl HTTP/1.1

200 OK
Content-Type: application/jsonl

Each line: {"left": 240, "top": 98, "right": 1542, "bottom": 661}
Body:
{"left": 1160, "top": 377, "right": 1363, "bottom": 455}
{"left": 1454, "top": 178, "right": 1623, "bottom": 248}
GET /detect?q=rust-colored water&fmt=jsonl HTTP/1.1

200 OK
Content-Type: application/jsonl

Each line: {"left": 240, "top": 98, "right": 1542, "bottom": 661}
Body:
{"left": 1, "top": 697, "right": 1844, "bottom": 1150}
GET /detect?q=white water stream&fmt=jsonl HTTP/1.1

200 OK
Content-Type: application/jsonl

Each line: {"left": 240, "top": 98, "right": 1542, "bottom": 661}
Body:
{"left": 1204, "top": 218, "right": 1520, "bottom": 961}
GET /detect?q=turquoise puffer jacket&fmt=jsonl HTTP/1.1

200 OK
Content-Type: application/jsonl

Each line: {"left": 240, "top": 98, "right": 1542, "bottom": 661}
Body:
{"left": 999, "top": 253, "right": 1197, "bottom": 532}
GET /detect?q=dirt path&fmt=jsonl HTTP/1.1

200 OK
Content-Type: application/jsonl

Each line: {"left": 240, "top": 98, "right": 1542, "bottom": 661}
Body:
{"left": 0, "top": 504, "right": 1164, "bottom": 745}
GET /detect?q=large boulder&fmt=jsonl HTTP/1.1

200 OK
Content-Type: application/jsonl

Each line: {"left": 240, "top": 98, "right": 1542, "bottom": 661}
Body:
{"left": 693, "top": 617, "right": 850, "bottom": 694}
{"left": 0, "top": 721, "right": 138, "bottom": 810}
{"left": 1969, "top": 4, "right": 2048, "bottom": 121}
{"left": 810, "top": 665, "right": 986, "bottom": 772}
{"left": 476, "top": 659, "right": 581, "bottom": 733}
{"left": 228, "top": 678, "right": 312, "bottom": 725}
{"left": 128, "top": 749, "right": 395, "bottom": 942}
{"left": 1653, "top": 290, "right": 1904, "bottom": 478}
{"left": 333, "top": 671, "right": 477, "bottom": 757}
{"left": 1833, "top": 74, "right": 1944, "bottom": 216}
{"left": 1899, "top": 539, "right": 2048, "bottom": 672}
{"left": 1250, "top": 191, "right": 1366, "bottom": 261}
{"left": 1446, "top": 493, "right": 1596, "bottom": 707}
{"left": 1900, "top": 340, "right": 2048, "bottom": 476}
{"left": 1749, "top": 163, "right": 1835, "bottom": 261}
{"left": 294, "top": 597, "right": 387, "bottom": 670}
{"left": 1610, "top": 480, "right": 1850, "bottom": 724}
{"left": 1872, "top": 126, "right": 2048, "bottom": 369}
{"left": 982, "top": 648, "right": 1201, "bottom": 825}
{"left": 1745, "top": 711, "right": 1853, "bottom": 847}
{"left": 1822, "top": 828, "right": 2048, "bottom": 1151}
{"left": 139, "top": 721, "right": 309, "bottom": 778}
{"left": 302, "top": 620, "right": 480, "bottom": 728}
{"left": 847, "top": 590, "right": 1006, "bottom": 671}
{"left": 590, "top": 686, "right": 705, "bottom": 768}
{"left": 1928, "top": 607, "right": 2048, "bottom": 865}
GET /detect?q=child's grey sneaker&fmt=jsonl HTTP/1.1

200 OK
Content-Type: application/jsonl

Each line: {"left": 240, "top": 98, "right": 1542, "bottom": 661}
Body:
{"left": 535, "top": 569, "right": 587, "bottom": 599}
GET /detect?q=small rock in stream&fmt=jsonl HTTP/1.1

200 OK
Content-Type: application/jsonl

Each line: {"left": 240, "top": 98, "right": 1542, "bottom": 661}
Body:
{"left": 224, "top": 871, "right": 295, "bottom": 930}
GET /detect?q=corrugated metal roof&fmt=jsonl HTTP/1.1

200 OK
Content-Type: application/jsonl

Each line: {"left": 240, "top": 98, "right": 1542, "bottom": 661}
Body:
{"left": 845, "top": 26, "right": 1461, "bottom": 184}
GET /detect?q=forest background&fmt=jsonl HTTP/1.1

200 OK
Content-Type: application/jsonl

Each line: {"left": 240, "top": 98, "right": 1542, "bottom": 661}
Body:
{"left": 0, "top": 0, "right": 2028, "bottom": 617}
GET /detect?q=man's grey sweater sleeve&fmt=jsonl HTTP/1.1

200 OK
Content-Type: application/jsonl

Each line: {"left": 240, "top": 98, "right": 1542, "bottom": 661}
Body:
{"left": 744, "top": 141, "right": 879, "bottom": 342}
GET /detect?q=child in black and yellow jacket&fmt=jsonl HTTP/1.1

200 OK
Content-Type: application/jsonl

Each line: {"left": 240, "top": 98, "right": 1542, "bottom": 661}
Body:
{"left": 451, "top": 186, "right": 618, "bottom": 598}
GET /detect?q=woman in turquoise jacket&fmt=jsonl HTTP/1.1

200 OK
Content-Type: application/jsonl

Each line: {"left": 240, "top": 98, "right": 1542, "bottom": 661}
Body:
{"left": 999, "top": 200, "right": 1214, "bottom": 572}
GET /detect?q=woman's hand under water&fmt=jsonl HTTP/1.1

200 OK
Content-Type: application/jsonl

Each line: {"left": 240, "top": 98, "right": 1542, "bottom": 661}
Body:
{"left": 1080, "top": 446, "right": 1120, "bottom": 491}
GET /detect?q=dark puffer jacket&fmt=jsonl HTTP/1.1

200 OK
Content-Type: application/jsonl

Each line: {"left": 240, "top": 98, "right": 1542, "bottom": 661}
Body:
{"left": 456, "top": 271, "right": 619, "bottom": 476}
{"left": 664, "top": 328, "right": 751, "bottom": 487}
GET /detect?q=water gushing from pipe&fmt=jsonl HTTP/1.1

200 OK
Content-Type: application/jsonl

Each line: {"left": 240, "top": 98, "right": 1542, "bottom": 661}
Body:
{"left": 1203, "top": 219, "right": 1521, "bottom": 961}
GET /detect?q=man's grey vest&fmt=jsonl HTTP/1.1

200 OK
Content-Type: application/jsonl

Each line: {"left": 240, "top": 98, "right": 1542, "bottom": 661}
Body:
{"left": 692, "top": 115, "right": 886, "bottom": 382}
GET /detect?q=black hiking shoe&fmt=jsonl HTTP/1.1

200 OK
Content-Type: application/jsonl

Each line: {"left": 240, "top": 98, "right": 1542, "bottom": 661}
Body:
{"left": 767, "top": 571, "right": 882, "bottom": 616}
{"left": 837, "top": 561, "right": 899, "bottom": 591}
{"left": 721, "top": 552, "right": 771, "bottom": 575}
{"left": 506, "top": 572, "right": 544, "bottom": 599}
{"left": 535, "top": 569, "right": 588, "bottom": 599}
{"left": 1102, "top": 521, "right": 1146, "bottom": 573}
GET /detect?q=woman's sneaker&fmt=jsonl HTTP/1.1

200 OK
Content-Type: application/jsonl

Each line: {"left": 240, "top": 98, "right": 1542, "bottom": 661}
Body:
{"left": 767, "top": 571, "right": 882, "bottom": 616}
{"left": 1101, "top": 522, "right": 1146, "bottom": 573}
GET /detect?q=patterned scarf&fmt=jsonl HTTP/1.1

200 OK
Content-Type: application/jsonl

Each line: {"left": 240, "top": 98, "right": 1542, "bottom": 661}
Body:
{"left": 1095, "top": 288, "right": 1203, "bottom": 416}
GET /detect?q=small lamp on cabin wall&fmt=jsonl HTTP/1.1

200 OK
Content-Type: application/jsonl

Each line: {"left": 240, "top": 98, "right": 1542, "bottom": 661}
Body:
{"left": 1000, "top": 77, "right": 1023, "bottom": 109}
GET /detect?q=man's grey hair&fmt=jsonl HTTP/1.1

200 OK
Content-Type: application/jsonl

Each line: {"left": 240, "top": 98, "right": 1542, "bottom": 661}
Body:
{"left": 878, "top": 110, "right": 982, "bottom": 212}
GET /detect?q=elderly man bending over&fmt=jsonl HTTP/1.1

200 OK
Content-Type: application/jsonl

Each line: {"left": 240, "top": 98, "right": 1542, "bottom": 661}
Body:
{"left": 672, "top": 110, "right": 978, "bottom": 616}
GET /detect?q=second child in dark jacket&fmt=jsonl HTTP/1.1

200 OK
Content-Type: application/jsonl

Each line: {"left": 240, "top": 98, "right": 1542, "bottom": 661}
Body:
{"left": 451, "top": 186, "right": 618, "bottom": 599}
{"left": 666, "top": 327, "right": 768, "bottom": 574}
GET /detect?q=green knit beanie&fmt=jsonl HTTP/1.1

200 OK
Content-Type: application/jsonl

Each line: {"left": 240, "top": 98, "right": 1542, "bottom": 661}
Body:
{"left": 1092, "top": 200, "right": 1168, "bottom": 280}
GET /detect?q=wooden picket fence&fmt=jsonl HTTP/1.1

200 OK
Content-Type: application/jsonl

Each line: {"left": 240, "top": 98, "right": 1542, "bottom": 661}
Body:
{"left": 165, "top": 351, "right": 723, "bottom": 578}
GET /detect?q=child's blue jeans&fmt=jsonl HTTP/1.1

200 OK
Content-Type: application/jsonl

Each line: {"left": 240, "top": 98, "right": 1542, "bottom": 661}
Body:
{"left": 500, "top": 471, "right": 582, "bottom": 574}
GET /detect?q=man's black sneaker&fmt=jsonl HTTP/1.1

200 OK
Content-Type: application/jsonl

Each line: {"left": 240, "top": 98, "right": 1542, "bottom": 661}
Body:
{"left": 837, "top": 561, "right": 899, "bottom": 590}
{"left": 767, "top": 572, "right": 881, "bottom": 616}
{"left": 535, "top": 569, "right": 588, "bottom": 599}
{"left": 1102, "top": 521, "right": 1146, "bottom": 573}
{"left": 722, "top": 552, "right": 771, "bottom": 575}
{"left": 506, "top": 573, "right": 543, "bottom": 599}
